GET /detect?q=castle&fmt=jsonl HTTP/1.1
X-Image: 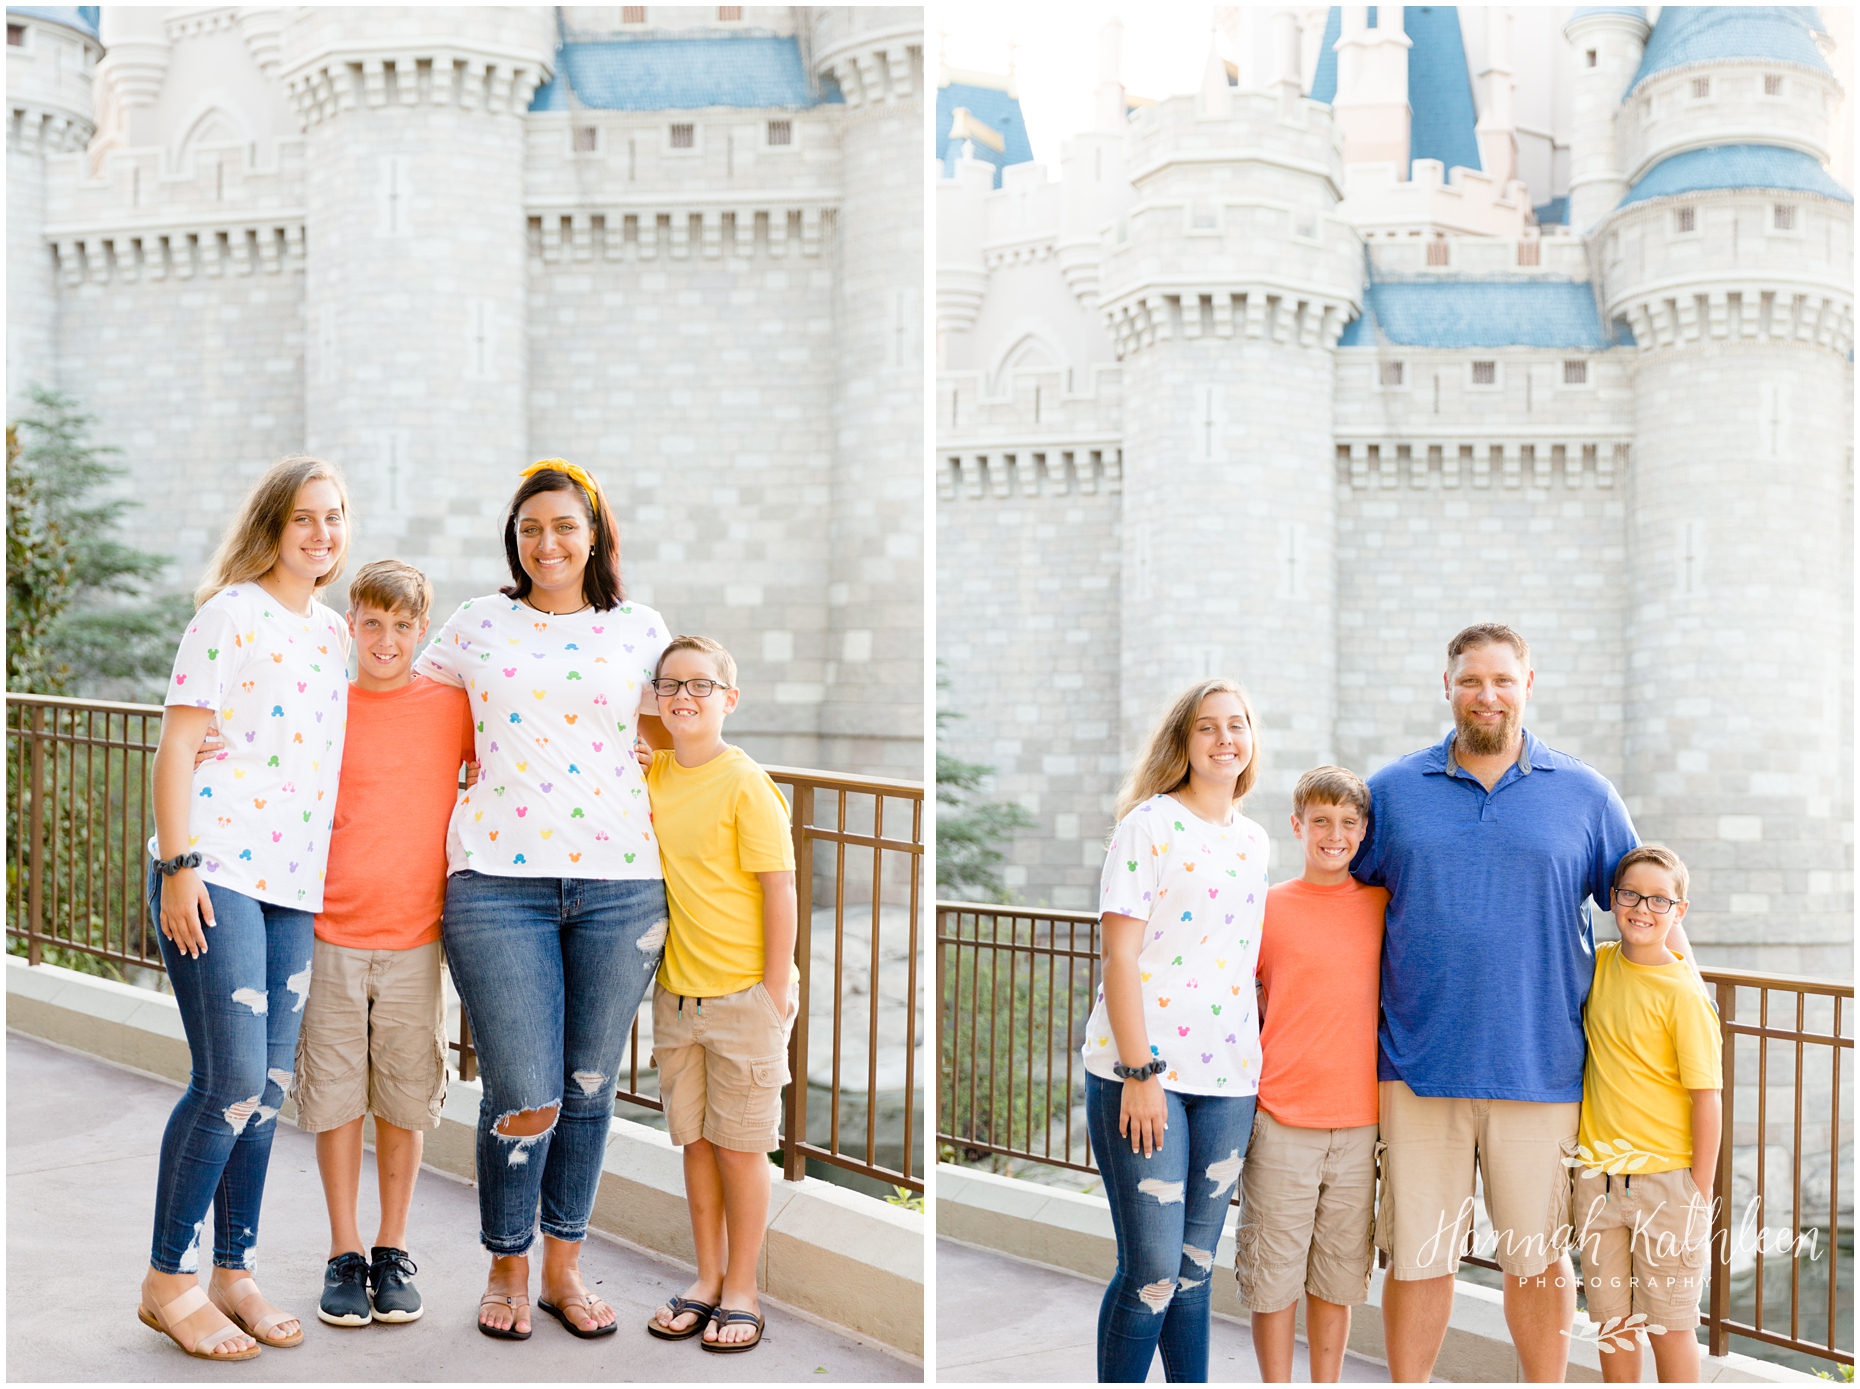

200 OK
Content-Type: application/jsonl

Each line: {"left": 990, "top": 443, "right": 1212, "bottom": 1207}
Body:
{"left": 936, "top": 6, "right": 1854, "bottom": 979}
{"left": 6, "top": 4, "right": 924, "bottom": 776}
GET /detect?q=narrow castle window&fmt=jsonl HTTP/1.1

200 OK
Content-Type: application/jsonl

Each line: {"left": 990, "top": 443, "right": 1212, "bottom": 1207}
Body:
{"left": 670, "top": 123, "right": 695, "bottom": 149}
{"left": 1764, "top": 74, "right": 1784, "bottom": 96}
{"left": 1426, "top": 237, "right": 1450, "bottom": 266}
{"left": 1471, "top": 361, "right": 1496, "bottom": 385}
{"left": 1690, "top": 76, "right": 1710, "bottom": 99}
{"left": 1773, "top": 204, "right": 1795, "bottom": 231}
{"left": 573, "top": 126, "right": 598, "bottom": 152}
{"left": 1585, "top": 49, "right": 1597, "bottom": 68}
{"left": 6, "top": 23, "right": 24, "bottom": 45}
{"left": 767, "top": 119, "right": 791, "bottom": 146}
{"left": 718, "top": 6, "right": 742, "bottom": 19}
{"left": 1563, "top": 360, "right": 1587, "bottom": 385}
{"left": 1517, "top": 240, "right": 1540, "bottom": 266}
{"left": 1379, "top": 361, "right": 1404, "bottom": 387}
{"left": 622, "top": 6, "right": 645, "bottom": 21}
{"left": 1675, "top": 206, "right": 1696, "bottom": 233}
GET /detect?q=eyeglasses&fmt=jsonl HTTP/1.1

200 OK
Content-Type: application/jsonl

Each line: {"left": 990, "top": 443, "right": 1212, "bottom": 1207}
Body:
{"left": 652, "top": 677, "right": 729, "bottom": 698}
{"left": 1613, "top": 888, "right": 1684, "bottom": 914}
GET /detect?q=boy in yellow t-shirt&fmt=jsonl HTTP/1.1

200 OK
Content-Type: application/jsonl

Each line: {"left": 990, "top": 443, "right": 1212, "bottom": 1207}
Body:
{"left": 1572, "top": 844, "right": 1722, "bottom": 1384}
{"left": 640, "top": 635, "right": 797, "bottom": 1355}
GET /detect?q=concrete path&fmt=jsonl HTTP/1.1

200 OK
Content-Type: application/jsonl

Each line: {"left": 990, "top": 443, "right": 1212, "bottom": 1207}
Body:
{"left": 6, "top": 1033, "right": 919, "bottom": 1383}
{"left": 936, "top": 1237, "right": 1398, "bottom": 1383}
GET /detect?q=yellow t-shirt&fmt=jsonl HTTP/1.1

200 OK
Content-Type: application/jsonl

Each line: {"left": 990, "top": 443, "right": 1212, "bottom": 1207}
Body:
{"left": 1577, "top": 941, "right": 1722, "bottom": 1173}
{"left": 648, "top": 745, "right": 795, "bottom": 997}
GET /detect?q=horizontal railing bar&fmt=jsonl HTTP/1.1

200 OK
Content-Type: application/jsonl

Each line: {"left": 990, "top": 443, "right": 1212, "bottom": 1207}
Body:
{"left": 937, "top": 902, "right": 1103, "bottom": 925}
{"left": 794, "top": 830, "right": 923, "bottom": 854}
{"left": 1700, "top": 966, "right": 1856, "bottom": 1000}
{"left": 4, "top": 729, "right": 163, "bottom": 753}
{"left": 938, "top": 939, "right": 1101, "bottom": 964}
{"left": 792, "top": 1142, "right": 923, "bottom": 1192}
{"left": 764, "top": 765, "right": 925, "bottom": 798}
{"left": 1723, "top": 1021, "right": 1853, "bottom": 1048}
{"left": 1714, "top": 1319, "right": 1853, "bottom": 1365}
{"left": 934, "top": 1132, "right": 1097, "bottom": 1174}
{"left": 4, "top": 692, "right": 171, "bottom": 717}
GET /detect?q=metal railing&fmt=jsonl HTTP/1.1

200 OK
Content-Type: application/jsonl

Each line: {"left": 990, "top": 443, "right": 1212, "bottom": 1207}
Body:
{"left": 938, "top": 900, "right": 1853, "bottom": 1368}
{"left": 5, "top": 692, "right": 923, "bottom": 1192}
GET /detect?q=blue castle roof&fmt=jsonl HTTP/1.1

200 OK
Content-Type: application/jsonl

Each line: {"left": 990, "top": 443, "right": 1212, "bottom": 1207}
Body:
{"left": 1568, "top": 7, "right": 1646, "bottom": 20}
{"left": 935, "top": 79, "right": 1033, "bottom": 188}
{"left": 1629, "top": 7, "right": 1830, "bottom": 96}
{"left": 6, "top": 6, "right": 98, "bottom": 37}
{"left": 1310, "top": 7, "right": 1481, "bottom": 178}
{"left": 1339, "top": 279, "right": 1626, "bottom": 349}
{"left": 530, "top": 34, "right": 832, "bottom": 112}
{"left": 1619, "top": 143, "right": 1852, "bottom": 206}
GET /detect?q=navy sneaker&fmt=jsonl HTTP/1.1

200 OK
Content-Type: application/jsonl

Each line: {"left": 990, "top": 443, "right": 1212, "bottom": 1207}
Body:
{"left": 369, "top": 1246, "right": 423, "bottom": 1324}
{"left": 318, "top": 1252, "right": 373, "bottom": 1326}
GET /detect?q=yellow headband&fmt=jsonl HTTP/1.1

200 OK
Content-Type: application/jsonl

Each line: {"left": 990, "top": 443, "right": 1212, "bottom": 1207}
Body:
{"left": 519, "top": 458, "right": 600, "bottom": 519}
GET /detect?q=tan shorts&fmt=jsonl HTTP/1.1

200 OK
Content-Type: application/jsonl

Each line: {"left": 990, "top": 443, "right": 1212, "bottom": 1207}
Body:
{"left": 1574, "top": 1166, "right": 1710, "bottom": 1330}
{"left": 1235, "top": 1109, "right": 1379, "bottom": 1311}
{"left": 652, "top": 974, "right": 798, "bottom": 1154}
{"left": 1375, "top": 1080, "right": 1580, "bottom": 1280}
{"left": 293, "top": 938, "right": 447, "bottom": 1134}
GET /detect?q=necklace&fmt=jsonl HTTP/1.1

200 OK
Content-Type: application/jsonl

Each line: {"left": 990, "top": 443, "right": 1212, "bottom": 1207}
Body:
{"left": 521, "top": 595, "right": 592, "bottom": 616}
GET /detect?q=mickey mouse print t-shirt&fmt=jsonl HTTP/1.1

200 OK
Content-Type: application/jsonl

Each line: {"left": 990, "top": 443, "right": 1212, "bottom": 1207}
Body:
{"left": 154, "top": 585, "right": 351, "bottom": 911}
{"left": 1080, "top": 794, "right": 1270, "bottom": 1096}
{"left": 414, "top": 596, "right": 669, "bottom": 879}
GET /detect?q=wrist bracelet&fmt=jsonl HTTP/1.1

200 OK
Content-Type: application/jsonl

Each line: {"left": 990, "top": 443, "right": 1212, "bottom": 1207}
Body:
{"left": 1113, "top": 1058, "right": 1165, "bottom": 1081}
{"left": 155, "top": 851, "right": 202, "bottom": 877}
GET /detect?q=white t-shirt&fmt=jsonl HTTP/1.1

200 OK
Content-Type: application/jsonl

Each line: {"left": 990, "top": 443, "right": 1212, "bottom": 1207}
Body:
{"left": 153, "top": 585, "right": 351, "bottom": 912}
{"left": 1080, "top": 793, "right": 1270, "bottom": 1096}
{"left": 414, "top": 594, "right": 670, "bottom": 879}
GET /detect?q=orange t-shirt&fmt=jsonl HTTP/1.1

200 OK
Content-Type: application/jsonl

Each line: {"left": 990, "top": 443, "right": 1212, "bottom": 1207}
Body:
{"left": 1255, "top": 876, "right": 1388, "bottom": 1129}
{"left": 314, "top": 678, "right": 475, "bottom": 951}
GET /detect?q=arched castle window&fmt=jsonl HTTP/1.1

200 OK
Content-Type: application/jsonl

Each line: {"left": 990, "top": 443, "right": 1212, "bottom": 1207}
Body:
{"left": 988, "top": 332, "right": 1065, "bottom": 398}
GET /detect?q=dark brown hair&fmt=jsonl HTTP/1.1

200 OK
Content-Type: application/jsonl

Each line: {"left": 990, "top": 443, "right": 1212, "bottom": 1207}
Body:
{"left": 656, "top": 634, "right": 738, "bottom": 688}
{"left": 1612, "top": 843, "right": 1689, "bottom": 901}
{"left": 499, "top": 466, "right": 623, "bottom": 610}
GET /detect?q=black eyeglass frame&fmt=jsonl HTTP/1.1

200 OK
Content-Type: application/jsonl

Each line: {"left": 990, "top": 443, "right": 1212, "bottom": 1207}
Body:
{"left": 650, "top": 677, "right": 733, "bottom": 698}
{"left": 1612, "top": 887, "right": 1685, "bottom": 914}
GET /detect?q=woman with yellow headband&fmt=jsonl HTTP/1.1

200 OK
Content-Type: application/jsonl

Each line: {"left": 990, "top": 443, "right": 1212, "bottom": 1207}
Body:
{"left": 412, "top": 461, "right": 670, "bottom": 1341}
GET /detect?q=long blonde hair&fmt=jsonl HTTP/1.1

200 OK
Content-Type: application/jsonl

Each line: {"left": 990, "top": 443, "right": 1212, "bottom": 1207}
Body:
{"left": 1113, "top": 678, "right": 1262, "bottom": 823}
{"left": 195, "top": 455, "right": 351, "bottom": 609}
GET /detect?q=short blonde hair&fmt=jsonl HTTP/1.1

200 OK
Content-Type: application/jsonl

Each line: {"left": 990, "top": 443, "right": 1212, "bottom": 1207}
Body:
{"left": 196, "top": 455, "right": 351, "bottom": 608}
{"left": 1292, "top": 765, "right": 1371, "bottom": 820}
{"left": 347, "top": 559, "right": 432, "bottom": 621}
{"left": 1114, "top": 679, "right": 1261, "bottom": 823}
{"left": 1613, "top": 843, "right": 1689, "bottom": 901}
{"left": 656, "top": 634, "right": 737, "bottom": 688}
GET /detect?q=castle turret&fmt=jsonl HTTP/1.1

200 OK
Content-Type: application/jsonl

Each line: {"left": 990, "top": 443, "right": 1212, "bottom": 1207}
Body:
{"left": 6, "top": 6, "right": 99, "bottom": 416}
{"left": 279, "top": 6, "right": 554, "bottom": 607}
{"left": 1098, "top": 66, "right": 1361, "bottom": 868}
{"left": 1597, "top": 6, "right": 1852, "bottom": 975}
{"left": 810, "top": 8, "right": 924, "bottom": 772}
{"left": 1331, "top": 4, "right": 1410, "bottom": 171}
{"left": 1563, "top": 7, "right": 1650, "bottom": 230}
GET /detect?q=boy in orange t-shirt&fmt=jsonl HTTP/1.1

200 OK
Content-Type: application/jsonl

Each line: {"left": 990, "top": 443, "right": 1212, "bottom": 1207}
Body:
{"left": 294, "top": 561, "right": 474, "bottom": 1328}
{"left": 1236, "top": 766, "right": 1387, "bottom": 1383}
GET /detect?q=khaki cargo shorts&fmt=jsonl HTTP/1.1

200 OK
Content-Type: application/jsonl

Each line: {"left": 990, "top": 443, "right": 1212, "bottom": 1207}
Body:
{"left": 294, "top": 938, "right": 448, "bottom": 1133}
{"left": 1375, "top": 1079, "right": 1580, "bottom": 1280}
{"left": 651, "top": 973, "right": 798, "bottom": 1154}
{"left": 1235, "top": 1108, "right": 1379, "bottom": 1312}
{"left": 1574, "top": 1166, "right": 1710, "bottom": 1330}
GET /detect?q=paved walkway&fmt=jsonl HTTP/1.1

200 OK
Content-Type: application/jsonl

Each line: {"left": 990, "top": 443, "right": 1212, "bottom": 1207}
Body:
{"left": 7, "top": 1033, "right": 919, "bottom": 1382}
{"left": 937, "top": 1237, "right": 1398, "bottom": 1383}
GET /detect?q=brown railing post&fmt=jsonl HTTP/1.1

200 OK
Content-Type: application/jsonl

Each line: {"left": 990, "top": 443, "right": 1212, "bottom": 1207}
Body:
{"left": 25, "top": 702, "right": 47, "bottom": 967}
{"left": 1710, "top": 978, "right": 1734, "bottom": 1358}
{"left": 782, "top": 779, "right": 815, "bottom": 1183}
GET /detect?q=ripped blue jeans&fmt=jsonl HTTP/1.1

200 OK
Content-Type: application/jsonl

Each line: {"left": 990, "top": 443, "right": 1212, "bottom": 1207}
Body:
{"left": 442, "top": 872, "right": 668, "bottom": 1255}
{"left": 148, "top": 866, "right": 314, "bottom": 1274}
{"left": 1086, "top": 1072, "right": 1257, "bottom": 1382}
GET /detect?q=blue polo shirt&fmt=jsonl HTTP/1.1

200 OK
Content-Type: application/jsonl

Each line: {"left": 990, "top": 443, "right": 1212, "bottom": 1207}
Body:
{"left": 1352, "top": 729, "right": 1637, "bottom": 1103}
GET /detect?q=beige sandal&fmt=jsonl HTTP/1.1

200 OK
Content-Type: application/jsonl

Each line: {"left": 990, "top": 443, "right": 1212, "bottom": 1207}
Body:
{"left": 137, "top": 1284, "right": 262, "bottom": 1361}
{"left": 210, "top": 1276, "right": 304, "bottom": 1348}
{"left": 479, "top": 1292, "right": 532, "bottom": 1340}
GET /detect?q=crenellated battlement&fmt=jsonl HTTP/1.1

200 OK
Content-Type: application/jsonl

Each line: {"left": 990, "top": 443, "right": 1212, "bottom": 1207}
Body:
{"left": 1621, "top": 62, "right": 1842, "bottom": 186}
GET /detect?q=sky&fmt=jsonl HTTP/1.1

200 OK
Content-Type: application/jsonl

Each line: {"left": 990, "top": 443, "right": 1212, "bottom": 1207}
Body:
{"left": 937, "top": 4, "right": 1853, "bottom": 192}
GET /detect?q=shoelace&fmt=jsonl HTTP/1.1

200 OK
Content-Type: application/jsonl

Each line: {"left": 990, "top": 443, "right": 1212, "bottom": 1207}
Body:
{"left": 372, "top": 1251, "right": 418, "bottom": 1281}
{"left": 331, "top": 1252, "right": 370, "bottom": 1285}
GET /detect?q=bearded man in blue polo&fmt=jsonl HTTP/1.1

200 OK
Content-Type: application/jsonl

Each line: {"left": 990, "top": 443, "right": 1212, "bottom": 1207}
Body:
{"left": 1354, "top": 623, "right": 1702, "bottom": 1383}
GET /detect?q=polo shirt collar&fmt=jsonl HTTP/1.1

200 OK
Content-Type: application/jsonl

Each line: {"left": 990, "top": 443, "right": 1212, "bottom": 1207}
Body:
{"left": 1429, "top": 728, "right": 1550, "bottom": 779}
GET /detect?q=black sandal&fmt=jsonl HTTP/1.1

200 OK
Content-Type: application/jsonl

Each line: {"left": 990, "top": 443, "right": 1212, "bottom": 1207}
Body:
{"left": 701, "top": 1306, "right": 765, "bottom": 1353}
{"left": 646, "top": 1294, "right": 717, "bottom": 1342}
{"left": 477, "top": 1293, "right": 531, "bottom": 1341}
{"left": 538, "top": 1293, "right": 617, "bottom": 1339}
